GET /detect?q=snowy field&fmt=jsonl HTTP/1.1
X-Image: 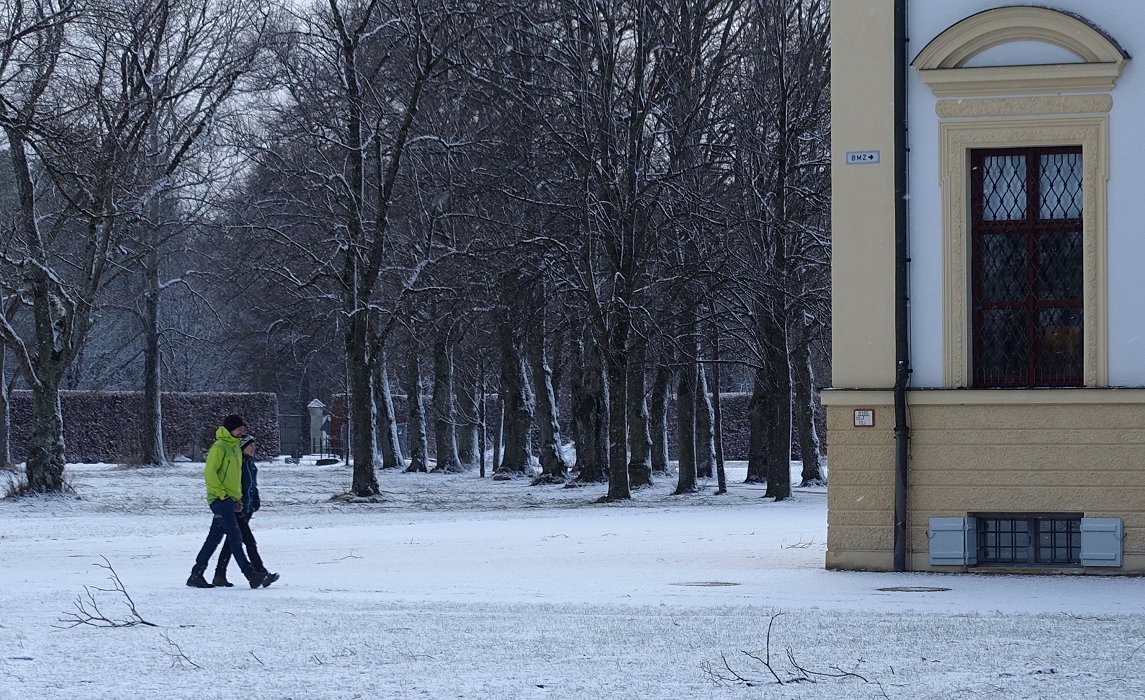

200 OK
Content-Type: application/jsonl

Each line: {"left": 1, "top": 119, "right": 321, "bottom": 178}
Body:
{"left": 1, "top": 460, "right": 1144, "bottom": 700}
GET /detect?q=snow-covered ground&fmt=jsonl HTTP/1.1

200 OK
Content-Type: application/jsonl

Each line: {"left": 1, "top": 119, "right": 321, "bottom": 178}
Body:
{"left": 1, "top": 460, "right": 1143, "bottom": 699}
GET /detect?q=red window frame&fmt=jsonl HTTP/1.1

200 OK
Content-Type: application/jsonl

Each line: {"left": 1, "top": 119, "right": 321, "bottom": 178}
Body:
{"left": 969, "top": 146, "right": 1083, "bottom": 388}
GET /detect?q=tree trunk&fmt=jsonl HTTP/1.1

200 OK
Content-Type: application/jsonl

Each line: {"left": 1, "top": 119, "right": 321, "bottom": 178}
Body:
{"left": 404, "top": 349, "right": 429, "bottom": 472}
{"left": 569, "top": 339, "right": 591, "bottom": 481}
{"left": 478, "top": 367, "right": 487, "bottom": 478}
{"left": 550, "top": 323, "right": 567, "bottom": 405}
{"left": 140, "top": 118, "right": 167, "bottom": 469}
{"left": 649, "top": 361, "right": 670, "bottom": 473}
{"left": 431, "top": 333, "right": 461, "bottom": 472}
{"left": 795, "top": 340, "right": 824, "bottom": 486}
{"left": 375, "top": 353, "right": 404, "bottom": 469}
{"left": 626, "top": 346, "right": 652, "bottom": 488}
{"left": 25, "top": 372, "right": 66, "bottom": 493}
{"left": 492, "top": 399, "right": 503, "bottom": 472}
{"left": 456, "top": 362, "right": 480, "bottom": 469}
{"left": 601, "top": 296, "right": 633, "bottom": 501}
{"left": 746, "top": 369, "right": 767, "bottom": 484}
{"left": 673, "top": 364, "right": 697, "bottom": 494}
{"left": 347, "top": 333, "right": 380, "bottom": 496}
{"left": 763, "top": 310, "right": 792, "bottom": 501}
{"left": 497, "top": 320, "right": 534, "bottom": 476}
{"left": 764, "top": 58, "right": 794, "bottom": 501}
{"left": 531, "top": 326, "right": 567, "bottom": 484}
{"left": 0, "top": 349, "right": 10, "bottom": 470}
{"left": 604, "top": 351, "right": 630, "bottom": 501}
{"left": 140, "top": 243, "right": 168, "bottom": 468}
{"left": 695, "top": 363, "right": 716, "bottom": 479}
{"left": 570, "top": 336, "right": 608, "bottom": 483}
{"left": 711, "top": 314, "right": 727, "bottom": 494}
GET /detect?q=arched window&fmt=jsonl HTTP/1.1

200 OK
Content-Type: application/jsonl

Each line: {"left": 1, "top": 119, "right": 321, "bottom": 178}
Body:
{"left": 913, "top": 7, "right": 1128, "bottom": 387}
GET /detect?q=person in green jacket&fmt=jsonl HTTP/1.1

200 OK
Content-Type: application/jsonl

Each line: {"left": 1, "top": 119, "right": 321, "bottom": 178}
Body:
{"left": 211, "top": 435, "right": 278, "bottom": 587}
{"left": 186, "top": 414, "right": 270, "bottom": 589}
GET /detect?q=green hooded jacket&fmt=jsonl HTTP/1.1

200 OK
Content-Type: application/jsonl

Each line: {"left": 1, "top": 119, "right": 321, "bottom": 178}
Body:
{"left": 204, "top": 426, "right": 243, "bottom": 504}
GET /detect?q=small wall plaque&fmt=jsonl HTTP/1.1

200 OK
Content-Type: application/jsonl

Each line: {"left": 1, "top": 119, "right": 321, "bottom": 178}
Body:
{"left": 853, "top": 408, "right": 875, "bottom": 428}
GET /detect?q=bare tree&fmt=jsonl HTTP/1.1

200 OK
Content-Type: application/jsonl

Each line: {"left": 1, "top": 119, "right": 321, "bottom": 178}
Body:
{"left": 249, "top": 0, "right": 481, "bottom": 496}
{"left": 0, "top": 0, "right": 265, "bottom": 490}
{"left": 135, "top": 0, "right": 269, "bottom": 467}
{"left": 724, "top": 0, "right": 830, "bottom": 500}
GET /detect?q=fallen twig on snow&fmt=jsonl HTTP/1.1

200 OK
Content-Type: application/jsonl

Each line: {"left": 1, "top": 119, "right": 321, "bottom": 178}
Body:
{"left": 161, "top": 632, "right": 202, "bottom": 670}
{"left": 55, "top": 556, "right": 156, "bottom": 629}
{"left": 701, "top": 612, "right": 871, "bottom": 688}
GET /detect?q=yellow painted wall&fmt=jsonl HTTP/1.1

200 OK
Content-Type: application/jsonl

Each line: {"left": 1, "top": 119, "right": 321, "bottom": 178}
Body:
{"left": 825, "top": 389, "right": 1145, "bottom": 573}
{"left": 823, "top": 395, "right": 895, "bottom": 571}
{"left": 830, "top": 0, "right": 898, "bottom": 389}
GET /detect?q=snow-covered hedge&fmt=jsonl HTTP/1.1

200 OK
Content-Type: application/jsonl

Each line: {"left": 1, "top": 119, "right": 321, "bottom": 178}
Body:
{"left": 8, "top": 391, "right": 280, "bottom": 464}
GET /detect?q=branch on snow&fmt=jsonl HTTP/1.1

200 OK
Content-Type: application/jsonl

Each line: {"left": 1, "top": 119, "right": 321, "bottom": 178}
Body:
{"left": 700, "top": 613, "right": 869, "bottom": 688}
{"left": 54, "top": 556, "right": 157, "bottom": 629}
{"left": 160, "top": 632, "right": 202, "bottom": 670}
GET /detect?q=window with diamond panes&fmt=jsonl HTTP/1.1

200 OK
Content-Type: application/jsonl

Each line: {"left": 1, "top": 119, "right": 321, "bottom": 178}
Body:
{"left": 976, "top": 514, "right": 1081, "bottom": 565}
{"left": 970, "top": 147, "right": 1083, "bottom": 387}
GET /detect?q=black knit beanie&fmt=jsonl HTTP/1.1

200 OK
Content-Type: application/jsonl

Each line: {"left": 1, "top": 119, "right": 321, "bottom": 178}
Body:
{"left": 222, "top": 414, "right": 245, "bottom": 432}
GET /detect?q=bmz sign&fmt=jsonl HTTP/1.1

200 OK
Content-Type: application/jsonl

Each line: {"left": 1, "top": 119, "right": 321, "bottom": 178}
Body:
{"left": 846, "top": 150, "right": 880, "bottom": 165}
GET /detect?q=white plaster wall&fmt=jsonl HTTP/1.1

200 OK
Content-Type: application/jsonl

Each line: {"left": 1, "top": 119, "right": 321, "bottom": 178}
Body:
{"left": 907, "top": 1, "right": 1145, "bottom": 387}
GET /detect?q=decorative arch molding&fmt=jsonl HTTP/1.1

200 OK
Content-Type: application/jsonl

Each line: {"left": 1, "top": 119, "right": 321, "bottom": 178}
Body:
{"left": 914, "top": 6, "right": 1128, "bottom": 70}
{"left": 914, "top": 7, "right": 1129, "bottom": 97}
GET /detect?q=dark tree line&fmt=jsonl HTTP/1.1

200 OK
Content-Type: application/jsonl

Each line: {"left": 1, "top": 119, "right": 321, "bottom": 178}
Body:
{"left": 0, "top": 0, "right": 829, "bottom": 502}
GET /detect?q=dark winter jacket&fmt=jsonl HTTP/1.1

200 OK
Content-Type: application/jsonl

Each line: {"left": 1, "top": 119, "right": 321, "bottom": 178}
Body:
{"left": 240, "top": 454, "right": 261, "bottom": 515}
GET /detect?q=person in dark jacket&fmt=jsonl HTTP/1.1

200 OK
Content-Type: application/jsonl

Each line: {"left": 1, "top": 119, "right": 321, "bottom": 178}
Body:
{"left": 212, "top": 434, "right": 279, "bottom": 587}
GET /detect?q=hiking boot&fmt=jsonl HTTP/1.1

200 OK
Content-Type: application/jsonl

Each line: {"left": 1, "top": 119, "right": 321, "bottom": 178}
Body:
{"left": 186, "top": 572, "right": 214, "bottom": 588}
{"left": 212, "top": 573, "right": 234, "bottom": 588}
{"left": 247, "top": 570, "right": 267, "bottom": 589}
{"left": 260, "top": 572, "right": 280, "bottom": 588}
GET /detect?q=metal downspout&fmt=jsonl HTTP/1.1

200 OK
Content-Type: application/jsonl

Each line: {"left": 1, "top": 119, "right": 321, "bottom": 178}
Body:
{"left": 893, "top": 0, "right": 912, "bottom": 572}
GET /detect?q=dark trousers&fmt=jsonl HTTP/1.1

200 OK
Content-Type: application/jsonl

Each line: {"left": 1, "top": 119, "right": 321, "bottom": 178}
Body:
{"left": 216, "top": 513, "right": 265, "bottom": 575}
{"left": 193, "top": 498, "right": 253, "bottom": 577}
